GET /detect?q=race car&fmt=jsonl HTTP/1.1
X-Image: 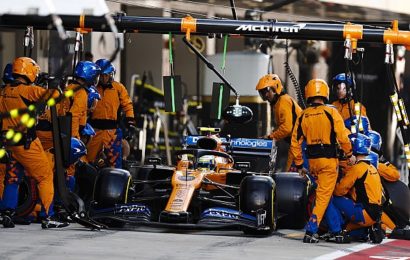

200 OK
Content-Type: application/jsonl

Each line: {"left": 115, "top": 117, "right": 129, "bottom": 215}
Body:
{"left": 90, "top": 128, "right": 278, "bottom": 235}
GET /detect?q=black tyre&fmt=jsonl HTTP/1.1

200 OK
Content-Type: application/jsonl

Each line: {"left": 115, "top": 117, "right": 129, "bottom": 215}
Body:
{"left": 75, "top": 162, "right": 98, "bottom": 204}
{"left": 383, "top": 180, "right": 410, "bottom": 228}
{"left": 239, "top": 175, "right": 276, "bottom": 235}
{"left": 273, "top": 172, "right": 309, "bottom": 229}
{"left": 93, "top": 168, "right": 131, "bottom": 228}
{"left": 94, "top": 168, "right": 131, "bottom": 208}
{"left": 16, "top": 177, "right": 38, "bottom": 217}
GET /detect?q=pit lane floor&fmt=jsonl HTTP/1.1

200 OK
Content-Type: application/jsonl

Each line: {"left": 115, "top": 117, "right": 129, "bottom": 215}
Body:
{"left": 0, "top": 223, "right": 409, "bottom": 260}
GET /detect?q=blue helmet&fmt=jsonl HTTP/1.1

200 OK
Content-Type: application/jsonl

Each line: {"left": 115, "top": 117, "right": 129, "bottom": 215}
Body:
{"left": 367, "top": 130, "right": 382, "bottom": 152}
{"left": 95, "top": 59, "right": 115, "bottom": 75}
{"left": 344, "top": 116, "right": 370, "bottom": 135}
{"left": 333, "top": 73, "right": 353, "bottom": 86}
{"left": 364, "top": 151, "right": 379, "bottom": 168}
{"left": 2, "top": 63, "right": 14, "bottom": 84}
{"left": 74, "top": 61, "right": 101, "bottom": 84}
{"left": 88, "top": 85, "right": 101, "bottom": 111}
{"left": 69, "top": 138, "right": 87, "bottom": 164}
{"left": 81, "top": 123, "right": 96, "bottom": 137}
{"left": 350, "top": 133, "right": 372, "bottom": 156}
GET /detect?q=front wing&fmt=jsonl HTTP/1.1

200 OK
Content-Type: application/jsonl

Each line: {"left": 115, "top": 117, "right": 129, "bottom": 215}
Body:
{"left": 90, "top": 203, "right": 269, "bottom": 231}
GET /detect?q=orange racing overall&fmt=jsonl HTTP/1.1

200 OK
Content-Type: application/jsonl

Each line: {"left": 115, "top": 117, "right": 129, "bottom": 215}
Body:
{"left": 87, "top": 81, "right": 134, "bottom": 167}
{"left": 0, "top": 83, "right": 54, "bottom": 214}
{"left": 333, "top": 160, "right": 383, "bottom": 231}
{"left": 332, "top": 99, "right": 367, "bottom": 121}
{"left": 268, "top": 93, "right": 302, "bottom": 170}
{"left": 290, "top": 103, "right": 352, "bottom": 234}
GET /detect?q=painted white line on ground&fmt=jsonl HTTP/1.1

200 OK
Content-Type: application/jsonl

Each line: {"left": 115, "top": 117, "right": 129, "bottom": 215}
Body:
{"left": 313, "top": 239, "right": 395, "bottom": 260}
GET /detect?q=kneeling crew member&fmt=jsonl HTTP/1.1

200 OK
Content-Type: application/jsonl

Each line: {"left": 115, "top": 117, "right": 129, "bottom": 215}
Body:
{"left": 333, "top": 133, "right": 384, "bottom": 243}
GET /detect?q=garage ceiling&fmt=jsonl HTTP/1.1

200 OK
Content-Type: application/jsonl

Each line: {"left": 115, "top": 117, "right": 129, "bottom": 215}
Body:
{"left": 109, "top": 0, "right": 410, "bottom": 22}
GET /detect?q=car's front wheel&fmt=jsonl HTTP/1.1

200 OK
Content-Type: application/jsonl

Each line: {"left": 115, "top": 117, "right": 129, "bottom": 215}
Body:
{"left": 239, "top": 175, "right": 276, "bottom": 235}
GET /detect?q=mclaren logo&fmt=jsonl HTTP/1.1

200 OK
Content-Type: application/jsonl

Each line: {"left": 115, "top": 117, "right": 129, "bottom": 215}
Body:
{"left": 235, "top": 23, "right": 306, "bottom": 33}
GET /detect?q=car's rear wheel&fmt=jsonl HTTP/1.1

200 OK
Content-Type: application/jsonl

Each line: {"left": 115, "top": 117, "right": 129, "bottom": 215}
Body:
{"left": 239, "top": 175, "right": 276, "bottom": 235}
{"left": 16, "top": 177, "right": 38, "bottom": 217}
{"left": 383, "top": 180, "right": 410, "bottom": 228}
{"left": 273, "top": 172, "right": 309, "bottom": 229}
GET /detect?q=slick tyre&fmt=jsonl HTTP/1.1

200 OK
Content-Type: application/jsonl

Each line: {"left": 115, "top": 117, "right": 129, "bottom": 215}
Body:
{"left": 75, "top": 163, "right": 98, "bottom": 204}
{"left": 16, "top": 177, "right": 38, "bottom": 217}
{"left": 239, "top": 175, "right": 276, "bottom": 235}
{"left": 93, "top": 168, "right": 131, "bottom": 228}
{"left": 383, "top": 180, "right": 410, "bottom": 228}
{"left": 273, "top": 172, "right": 309, "bottom": 229}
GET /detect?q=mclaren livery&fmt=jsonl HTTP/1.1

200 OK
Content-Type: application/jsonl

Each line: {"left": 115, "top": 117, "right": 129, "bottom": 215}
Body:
{"left": 89, "top": 129, "right": 281, "bottom": 234}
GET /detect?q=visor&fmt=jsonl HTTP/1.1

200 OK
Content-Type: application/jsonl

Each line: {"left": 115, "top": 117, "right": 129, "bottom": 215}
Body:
{"left": 258, "top": 88, "right": 270, "bottom": 100}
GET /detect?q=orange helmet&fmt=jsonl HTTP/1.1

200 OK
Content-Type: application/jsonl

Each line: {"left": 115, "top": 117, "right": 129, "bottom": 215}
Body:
{"left": 12, "top": 57, "right": 40, "bottom": 83}
{"left": 255, "top": 74, "right": 283, "bottom": 94}
{"left": 305, "top": 79, "right": 329, "bottom": 102}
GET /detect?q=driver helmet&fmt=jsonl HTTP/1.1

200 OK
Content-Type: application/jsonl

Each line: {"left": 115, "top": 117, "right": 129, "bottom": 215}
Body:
{"left": 197, "top": 155, "right": 216, "bottom": 171}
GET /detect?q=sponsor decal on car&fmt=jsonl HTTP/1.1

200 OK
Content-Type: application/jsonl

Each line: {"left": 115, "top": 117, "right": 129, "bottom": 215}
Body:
{"left": 205, "top": 209, "right": 239, "bottom": 220}
{"left": 115, "top": 204, "right": 150, "bottom": 215}
{"left": 230, "top": 138, "right": 272, "bottom": 149}
{"left": 177, "top": 175, "right": 196, "bottom": 181}
{"left": 257, "top": 210, "right": 267, "bottom": 226}
{"left": 184, "top": 136, "right": 272, "bottom": 150}
{"left": 185, "top": 136, "right": 227, "bottom": 146}
{"left": 170, "top": 198, "right": 184, "bottom": 210}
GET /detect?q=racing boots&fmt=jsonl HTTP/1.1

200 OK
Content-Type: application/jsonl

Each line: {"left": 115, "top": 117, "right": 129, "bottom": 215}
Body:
{"left": 41, "top": 216, "right": 70, "bottom": 229}
{"left": 303, "top": 232, "right": 319, "bottom": 243}
{"left": 2, "top": 210, "right": 15, "bottom": 228}
{"left": 369, "top": 222, "right": 384, "bottom": 244}
{"left": 325, "top": 230, "right": 351, "bottom": 244}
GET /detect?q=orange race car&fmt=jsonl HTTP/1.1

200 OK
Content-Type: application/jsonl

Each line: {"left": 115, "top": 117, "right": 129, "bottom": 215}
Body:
{"left": 90, "top": 128, "right": 284, "bottom": 234}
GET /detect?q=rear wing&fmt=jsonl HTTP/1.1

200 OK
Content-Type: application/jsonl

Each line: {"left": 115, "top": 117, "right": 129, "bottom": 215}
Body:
{"left": 229, "top": 138, "right": 275, "bottom": 173}
{"left": 183, "top": 136, "right": 276, "bottom": 173}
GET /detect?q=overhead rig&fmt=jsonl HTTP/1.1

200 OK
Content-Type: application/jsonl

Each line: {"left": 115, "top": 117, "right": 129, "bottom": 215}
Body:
{"left": 1, "top": 15, "right": 410, "bottom": 46}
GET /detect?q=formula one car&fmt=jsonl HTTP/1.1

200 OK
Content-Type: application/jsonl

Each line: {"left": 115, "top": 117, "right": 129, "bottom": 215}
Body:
{"left": 89, "top": 128, "right": 277, "bottom": 234}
